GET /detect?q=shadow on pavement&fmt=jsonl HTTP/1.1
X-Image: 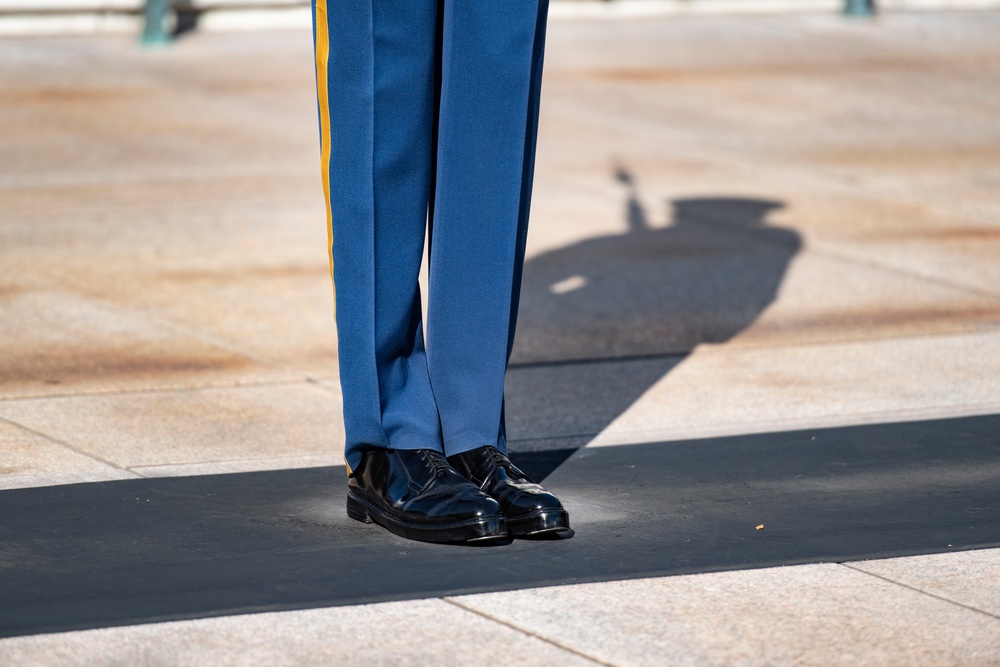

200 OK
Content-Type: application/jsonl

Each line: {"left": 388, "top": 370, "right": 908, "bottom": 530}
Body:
{"left": 2, "top": 415, "right": 998, "bottom": 638}
{"left": 12, "top": 171, "right": 998, "bottom": 642}
{"left": 506, "top": 167, "right": 801, "bottom": 450}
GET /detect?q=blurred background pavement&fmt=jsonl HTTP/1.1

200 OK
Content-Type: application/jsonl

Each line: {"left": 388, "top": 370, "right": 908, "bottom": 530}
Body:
{"left": 1, "top": 6, "right": 999, "bottom": 666}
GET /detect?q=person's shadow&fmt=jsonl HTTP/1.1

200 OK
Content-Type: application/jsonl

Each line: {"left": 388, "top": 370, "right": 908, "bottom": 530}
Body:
{"left": 506, "top": 166, "right": 802, "bottom": 469}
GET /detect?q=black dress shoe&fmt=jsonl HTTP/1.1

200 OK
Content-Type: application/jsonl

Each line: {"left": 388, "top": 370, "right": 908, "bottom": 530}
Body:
{"left": 346, "top": 448, "right": 507, "bottom": 544}
{"left": 448, "top": 446, "right": 572, "bottom": 538}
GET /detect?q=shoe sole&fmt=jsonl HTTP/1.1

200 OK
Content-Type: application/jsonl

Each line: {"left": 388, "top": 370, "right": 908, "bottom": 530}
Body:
{"left": 507, "top": 507, "right": 573, "bottom": 538}
{"left": 346, "top": 492, "right": 508, "bottom": 544}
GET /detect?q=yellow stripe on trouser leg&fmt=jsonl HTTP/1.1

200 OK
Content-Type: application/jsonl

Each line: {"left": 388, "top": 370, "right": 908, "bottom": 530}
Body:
{"left": 313, "top": 0, "right": 350, "bottom": 474}
{"left": 314, "top": 0, "right": 333, "bottom": 292}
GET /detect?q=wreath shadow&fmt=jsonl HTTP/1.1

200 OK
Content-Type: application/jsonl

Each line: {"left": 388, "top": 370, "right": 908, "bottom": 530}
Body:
{"left": 507, "top": 166, "right": 802, "bottom": 479}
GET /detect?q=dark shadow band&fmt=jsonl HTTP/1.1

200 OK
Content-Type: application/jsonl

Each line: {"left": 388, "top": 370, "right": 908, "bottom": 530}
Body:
{"left": 1, "top": 413, "right": 997, "bottom": 638}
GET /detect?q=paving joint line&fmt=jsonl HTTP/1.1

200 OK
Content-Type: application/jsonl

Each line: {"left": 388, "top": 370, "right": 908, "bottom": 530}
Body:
{"left": 509, "top": 350, "right": 688, "bottom": 370}
{"left": 587, "top": 402, "right": 1000, "bottom": 446}
{"left": 0, "top": 415, "right": 143, "bottom": 477}
{"left": 508, "top": 322, "right": 1000, "bottom": 372}
{"left": 539, "top": 133, "right": 1000, "bottom": 305}
{"left": 508, "top": 433, "right": 596, "bottom": 445}
{"left": 678, "top": 207, "right": 1000, "bottom": 303}
{"left": 127, "top": 454, "right": 341, "bottom": 473}
{"left": 442, "top": 597, "right": 617, "bottom": 667}
{"left": 839, "top": 562, "right": 1000, "bottom": 621}
{"left": 0, "top": 377, "right": 315, "bottom": 403}
{"left": 304, "top": 376, "right": 343, "bottom": 399}
{"left": 5, "top": 317, "right": 998, "bottom": 404}
{"left": 807, "top": 246, "right": 1000, "bottom": 302}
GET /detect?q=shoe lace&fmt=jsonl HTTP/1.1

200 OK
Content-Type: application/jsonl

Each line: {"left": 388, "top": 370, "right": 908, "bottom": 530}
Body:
{"left": 424, "top": 451, "right": 453, "bottom": 478}
{"left": 489, "top": 448, "right": 509, "bottom": 466}
{"left": 489, "top": 448, "right": 528, "bottom": 481}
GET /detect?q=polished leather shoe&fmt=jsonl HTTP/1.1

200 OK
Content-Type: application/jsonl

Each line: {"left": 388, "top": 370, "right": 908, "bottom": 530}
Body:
{"left": 346, "top": 448, "right": 507, "bottom": 544}
{"left": 448, "top": 446, "right": 572, "bottom": 537}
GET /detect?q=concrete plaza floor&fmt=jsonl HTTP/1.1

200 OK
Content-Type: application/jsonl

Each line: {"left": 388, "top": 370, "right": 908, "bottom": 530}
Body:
{"left": 1, "top": 9, "right": 999, "bottom": 666}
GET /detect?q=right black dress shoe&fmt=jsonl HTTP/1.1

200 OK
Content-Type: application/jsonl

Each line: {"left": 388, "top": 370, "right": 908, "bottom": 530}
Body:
{"left": 346, "top": 448, "right": 508, "bottom": 544}
{"left": 448, "top": 446, "right": 572, "bottom": 538}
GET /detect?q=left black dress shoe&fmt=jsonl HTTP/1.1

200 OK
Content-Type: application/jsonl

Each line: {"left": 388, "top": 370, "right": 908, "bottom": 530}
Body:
{"left": 448, "top": 445, "right": 573, "bottom": 538}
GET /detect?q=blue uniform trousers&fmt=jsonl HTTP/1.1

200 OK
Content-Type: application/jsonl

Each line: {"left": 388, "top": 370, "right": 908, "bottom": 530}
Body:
{"left": 312, "top": 0, "right": 549, "bottom": 472}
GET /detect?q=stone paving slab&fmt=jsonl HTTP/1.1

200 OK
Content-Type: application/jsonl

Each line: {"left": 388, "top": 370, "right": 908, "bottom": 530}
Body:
{"left": 531, "top": 12, "right": 1000, "bottom": 297}
{"left": 530, "top": 133, "right": 1000, "bottom": 299}
{"left": 505, "top": 328, "right": 1000, "bottom": 449}
{"left": 535, "top": 153, "right": 1000, "bottom": 303}
{"left": 2, "top": 550, "right": 997, "bottom": 667}
{"left": 590, "top": 329, "right": 1000, "bottom": 447}
{"left": 0, "top": 188, "right": 338, "bottom": 377}
{"left": 0, "top": 419, "right": 135, "bottom": 490}
{"left": 0, "top": 599, "right": 595, "bottom": 667}
{"left": 452, "top": 558, "right": 1000, "bottom": 667}
{"left": 848, "top": 549, "right": 1000, "bottom": 618}
{"left": 0, "top": 280, "right": 297, "bottom": 400}
{"left": 0, "top": 36, "right": 317, "bottom": 176}
{"left": 0, "top": 11, "right": 996, "bottom": 474}
{"left": 0, "top": 382, "right": 344, "bottom": 473}
{"left": 0, "top": 29, "right": 334, "bottom": 381}
{"left": 510, "top": 323, "right": 1000, "bottom": 449}
{"left": 514, "top": 231, "right": 1000, "bottom": 364}
{"left": 2, "top": 13, "right": 998, "bottom": 418}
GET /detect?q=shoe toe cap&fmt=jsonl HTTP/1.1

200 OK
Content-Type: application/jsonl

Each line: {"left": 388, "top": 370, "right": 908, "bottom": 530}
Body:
{"left": 415, "top": 489, "right": 502, "bottom": 522}
{"left": 504, "top": 486, "right": 562, "bottom": 515}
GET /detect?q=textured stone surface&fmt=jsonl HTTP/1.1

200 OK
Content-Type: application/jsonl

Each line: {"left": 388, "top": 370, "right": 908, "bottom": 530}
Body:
{"left": 0, "top": 185, "right": 338, "bottom": 375}
{"left": 452, "top": 562, "right": 1000, "bottom": 667}
{"left": 590, "top": 329, "right": 1000, "bottom": 447}
{"left": 849, "top": 549, "right": 1000, "bottom": 618}
{"left": 0, "top": 33, "right": 337, "bottom": 380}
{"left": 0, "top": 281, "right": 295, "bottom": 399}
{"left": 4, "top": 551, "right": 997, "bottom": 666}
{"left": 514, "top": 235, "right": 1000, "bottom": 364}
{"left": 1, "top": 12, "right": 999, "bottom": 471}
{"left": 0, "top": 419, "right": 135, "bottom": 490}
{"left": 0, "top": 382, "right": 344, "bottom": 469}
{"left": 506, "top": 356, "right": 683, "bottom": 445}
{"left": 133, "top": 453, "right": 344, "bottom": 478}
{"left": 0, "top": 599, "right": 595, "bottom": 667}
{"left": 1, "top": 13, "right": 1000, "bottom": 664}
{"left": 0, "top": 12, "right": 1000, "bottom": 667}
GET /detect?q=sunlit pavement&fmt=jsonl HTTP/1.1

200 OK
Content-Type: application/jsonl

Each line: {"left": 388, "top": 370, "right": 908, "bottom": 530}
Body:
{"left": 1, "top": 10, "right": 999, "bottom": 665}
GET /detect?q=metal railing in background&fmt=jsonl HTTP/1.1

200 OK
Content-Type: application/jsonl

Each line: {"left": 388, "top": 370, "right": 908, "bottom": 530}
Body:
{"left": 844, "top": 0, "right": 876, "bottom": 16}
{"left": 141, "top": 0, "right": 171, "bottom": 44}
{"left": 138, "top": 0, "right": 876, "bottom": 46}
